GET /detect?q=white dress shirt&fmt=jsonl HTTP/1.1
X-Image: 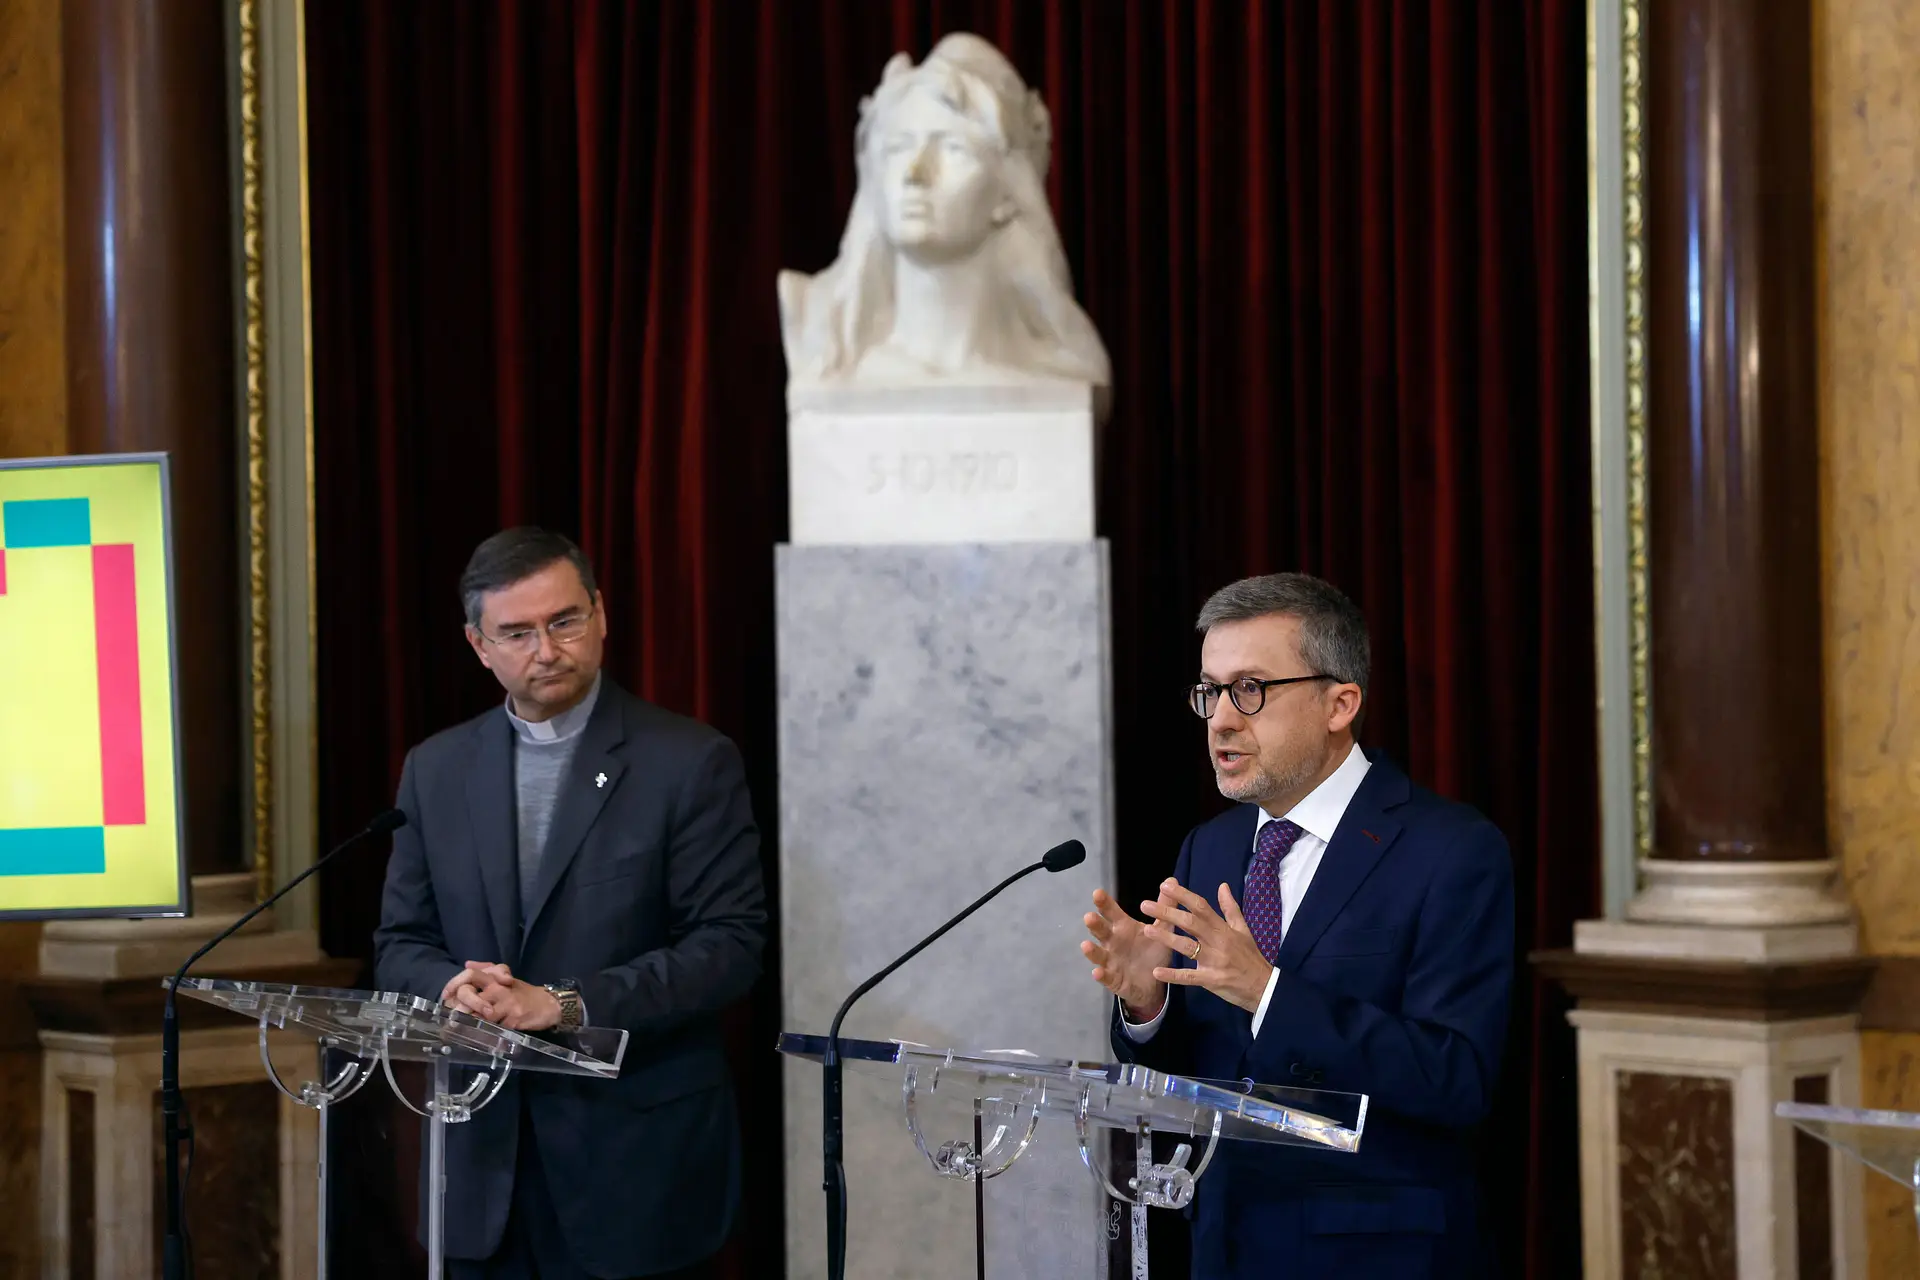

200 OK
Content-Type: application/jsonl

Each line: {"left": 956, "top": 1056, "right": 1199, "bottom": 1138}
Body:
{"left": 1121, "top": 742, "right": 1372, "bottom": 1042}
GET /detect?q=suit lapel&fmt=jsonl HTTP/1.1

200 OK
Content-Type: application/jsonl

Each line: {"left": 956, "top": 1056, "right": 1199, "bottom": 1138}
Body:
{"left": 1272, "top": 761, "right": 1407, "bottom": 973}
{"left": 465, "top": 713, "right": 521, "bottom": 967}
{"left": 520, "top": 688, "right": 628, "bottom": 937}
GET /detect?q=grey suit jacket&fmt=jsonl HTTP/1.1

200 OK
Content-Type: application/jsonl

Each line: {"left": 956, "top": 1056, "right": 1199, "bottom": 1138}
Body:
{"left": 373, "top": 678, "right": 768, "bottom": 1275}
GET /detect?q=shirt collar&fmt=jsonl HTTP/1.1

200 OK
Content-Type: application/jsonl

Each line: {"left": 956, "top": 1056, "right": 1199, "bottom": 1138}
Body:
{"left": 505, "top": 672, "right": 603, "bottom": 745}
{"left": 1255, "top": 742, "right": 1372, "bottom": 844}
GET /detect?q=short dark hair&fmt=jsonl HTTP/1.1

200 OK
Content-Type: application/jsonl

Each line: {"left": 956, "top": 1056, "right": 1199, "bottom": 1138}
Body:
{"left": 1195, "top": 572, "right": 1370, "bottom": 700}
{"left": 459, "top": 527, "right": 598, "bottom": 627}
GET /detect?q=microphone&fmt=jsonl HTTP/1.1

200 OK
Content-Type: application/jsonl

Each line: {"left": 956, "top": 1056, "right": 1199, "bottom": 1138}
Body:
{"left": 162, "top": 807, "right": 407, "bottom": 1280}
{"left": 1043, "top": 840, "right": 1087, "bottom": 873}
{"left": 822, "top": 838, "right": 1087, "bottom": 1280}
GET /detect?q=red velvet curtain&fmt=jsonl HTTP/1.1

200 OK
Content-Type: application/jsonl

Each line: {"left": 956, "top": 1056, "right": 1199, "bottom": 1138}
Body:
{"left": 306, "top": 3, "right": 1594, "bottom": 1277}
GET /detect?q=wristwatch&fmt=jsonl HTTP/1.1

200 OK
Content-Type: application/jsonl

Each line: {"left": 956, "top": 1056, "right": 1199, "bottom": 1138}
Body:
{"left": 543, "top": 978, "right": 585, "bottom": 1031}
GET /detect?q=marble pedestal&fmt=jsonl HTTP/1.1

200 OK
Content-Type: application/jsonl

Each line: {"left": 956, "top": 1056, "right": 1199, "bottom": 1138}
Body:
{"left": 1535, "top": 949, "right": 1876, "bottom": 1279}
{"left": 38, "top": 1025, "right": 322, "bottom": 1280}
{"left": 21, "top": 878, "right": 352, "bottom": 1280}
{"left": 786, "top": 383, "right": 1097, "bottom": 545}
{"left": 777, "top": 541, "right": 1117, "bottom": 1280}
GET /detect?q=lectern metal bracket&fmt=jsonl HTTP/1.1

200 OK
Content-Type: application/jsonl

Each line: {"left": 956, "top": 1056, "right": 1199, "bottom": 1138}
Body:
{"left": 379, "top": 1035, "right": 513, "bottom": 1123}
{"left": 1073, "top": 1088, "right": 1224, "bottom": 1211}
{"left": 901, "top": 1062, "right": 1043, "bottom": 1181}
{"left": 254, "top": 1008, "right": 374, "bottom": 1109}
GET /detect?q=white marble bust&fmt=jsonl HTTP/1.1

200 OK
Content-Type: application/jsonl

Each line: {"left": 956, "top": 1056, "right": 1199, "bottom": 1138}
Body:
{"left": 777, "top": 34, "right": 1111, "bottom": 400}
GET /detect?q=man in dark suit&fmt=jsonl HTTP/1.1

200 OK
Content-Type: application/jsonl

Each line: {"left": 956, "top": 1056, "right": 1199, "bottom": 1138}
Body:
{"left": 1081, "top": 573, "right": 1513, "bottom": 1279}
{"left": 375, "top": 527, "right": 768, "bottom": 1280}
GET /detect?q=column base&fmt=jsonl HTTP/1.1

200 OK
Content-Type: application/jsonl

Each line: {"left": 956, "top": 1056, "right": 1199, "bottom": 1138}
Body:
{"left": 38, "top": 1024, "right": 324, "bottom": 1280}
{"left": 1567, "top": 1008, "right": 1867, "bottom": 1279}
{"left": 1622, "top": 858, "right": 1853, "bottom": 928}
{"left": 1534, "top": 948, "right": 1877, "bottom": 1279}
{"left": 36, "top": 872, "right": 325, "bottom": 979}
{"left": 23, "top": 953, "right": 360, "bottom": 1280}
{"left": 1576, "top": 918, "right": 1858, "bottom": 963}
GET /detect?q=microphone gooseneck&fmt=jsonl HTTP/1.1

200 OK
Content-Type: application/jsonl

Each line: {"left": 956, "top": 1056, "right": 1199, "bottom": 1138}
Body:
{"left": 821, "top": 838, "right": 1087, "bottom": 1280}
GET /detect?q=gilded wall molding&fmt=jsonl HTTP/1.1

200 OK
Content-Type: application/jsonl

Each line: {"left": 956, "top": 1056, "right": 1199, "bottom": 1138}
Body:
{"left": 238, "top": 0, "right": 273, "bottom": 903}
{"left": 1590, "top": 0, "right": 1653, "bottom": 913}
{"left": 1622, "top": 0, "right": 1651, "bottom": 868}
{"left": 231, "top": 0, "right": 320, "bottom": 913}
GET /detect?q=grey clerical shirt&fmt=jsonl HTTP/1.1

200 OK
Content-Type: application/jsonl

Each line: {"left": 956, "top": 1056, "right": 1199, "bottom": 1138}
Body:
{"left": 505, "top": 673, "right": 604, "bottom": 917}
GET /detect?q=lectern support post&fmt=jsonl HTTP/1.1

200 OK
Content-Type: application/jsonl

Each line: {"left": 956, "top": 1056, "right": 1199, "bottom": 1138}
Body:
{"left": 1131, "top": 1120, "right": 1152, "bottom": 1280}
{"left": 316, "top": 1095, "right": 331, "bottom": 1280}
{"left": 429, "top": 1055, "right": 449, "bottom": 1279}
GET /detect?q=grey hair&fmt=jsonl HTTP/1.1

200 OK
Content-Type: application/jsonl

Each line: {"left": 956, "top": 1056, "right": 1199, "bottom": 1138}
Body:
{"left": 459, "top": 527, "right": 598, "bottom": 628}
{"left": 1196, "top": 573, "right": 1370, "bottom": 699}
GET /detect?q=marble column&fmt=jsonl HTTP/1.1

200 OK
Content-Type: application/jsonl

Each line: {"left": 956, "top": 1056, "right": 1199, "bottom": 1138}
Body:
{"left": 1541, "top": 2, "right": 1873, "bottom": 1275}
{"left": 1583, "top": 0, "right": 1852, "bottom": 953}
{"left": 1621, "top": 0, "right": 1849, "bottom": 935}
{"left": 62, "top": 0, "right": 242, "bottom": 879}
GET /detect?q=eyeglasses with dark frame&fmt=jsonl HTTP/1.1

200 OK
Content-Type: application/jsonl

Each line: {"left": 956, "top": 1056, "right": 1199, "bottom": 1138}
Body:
{"left": 1188, "top": 674, "right": 1335, "bottom": 719}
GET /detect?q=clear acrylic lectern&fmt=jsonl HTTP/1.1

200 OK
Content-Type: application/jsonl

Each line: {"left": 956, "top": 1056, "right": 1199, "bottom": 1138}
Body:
{"left": 168, "top": 977, "right": 628, "bottom": 1279}
{"left": 780, "top": 1032, "right": 1368, "bottom": 1279}
{"left": 1778, "top": 1101, "right": 1920, "bottom": 1247}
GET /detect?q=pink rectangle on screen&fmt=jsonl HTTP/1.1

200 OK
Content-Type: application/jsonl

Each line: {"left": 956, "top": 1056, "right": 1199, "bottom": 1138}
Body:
{"left": 0, "top": 548, "right": 7, "bottom": 594}
{"left": 92, "top": 544, "right": 145, "bottom": 826}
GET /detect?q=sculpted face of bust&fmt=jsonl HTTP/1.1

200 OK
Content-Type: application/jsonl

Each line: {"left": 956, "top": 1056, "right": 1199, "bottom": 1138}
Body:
{"left": 873, "top": 85, "right": 1008, "bottom": 265}
{"left": 776, "top": 33, "right": 1111, "bottom": 400}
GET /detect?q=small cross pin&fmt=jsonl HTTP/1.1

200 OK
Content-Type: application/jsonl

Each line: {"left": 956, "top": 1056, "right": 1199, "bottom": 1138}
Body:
{"left": 595, "top": 772, "right": 608, "bottom": 789}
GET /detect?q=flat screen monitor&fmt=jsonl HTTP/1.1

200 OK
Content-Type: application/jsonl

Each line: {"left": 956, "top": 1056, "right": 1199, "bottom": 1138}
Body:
{"left": 0, "top": 452, "right": 188, "bottom": 920}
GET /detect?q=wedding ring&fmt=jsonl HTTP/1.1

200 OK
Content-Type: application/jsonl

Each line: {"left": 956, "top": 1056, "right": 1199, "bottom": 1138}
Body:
{"left": 1189, "top": 940, "right": 1202, "bottom": 961}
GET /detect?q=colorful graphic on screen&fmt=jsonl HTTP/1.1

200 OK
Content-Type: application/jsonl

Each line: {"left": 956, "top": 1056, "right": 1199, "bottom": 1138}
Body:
{"left": 0, "top": 456, "right": 184, "bottom": 916}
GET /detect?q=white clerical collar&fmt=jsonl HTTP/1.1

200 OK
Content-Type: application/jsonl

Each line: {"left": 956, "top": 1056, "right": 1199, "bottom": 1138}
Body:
{"left": 1255, "top": 742, "right": 1372, "bottom": 845}
{"left": 505, "top": 673, "right": 603, "bottom": 745}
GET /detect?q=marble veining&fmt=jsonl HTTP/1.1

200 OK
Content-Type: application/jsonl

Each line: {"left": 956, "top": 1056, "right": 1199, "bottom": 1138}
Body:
{"left": 1615, "top": 1071, "right": 1736, "bottom": 1279}
{"left": 150, "top": 1082, "right": 280, "bottom": 1276}
{"left": 778, "top": 541, "right": 1117, "bottom": 1279}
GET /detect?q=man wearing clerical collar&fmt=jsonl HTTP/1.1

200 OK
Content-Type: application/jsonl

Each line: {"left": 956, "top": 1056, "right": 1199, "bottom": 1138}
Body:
{"left": 375, "top": 527, "right": 767, "bottom": 1280}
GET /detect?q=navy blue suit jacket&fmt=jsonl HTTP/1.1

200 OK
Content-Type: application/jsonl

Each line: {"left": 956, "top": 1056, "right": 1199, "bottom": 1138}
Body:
{"left": 373, "top": 680, "right": 768, "bottom": 1276}
{"left": 1111, "top": 752, "right": 1514, "bottom": 1279}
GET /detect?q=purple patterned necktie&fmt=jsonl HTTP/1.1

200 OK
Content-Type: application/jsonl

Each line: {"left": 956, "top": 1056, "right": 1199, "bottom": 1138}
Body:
{"left": 1243, "top": 819, "right": 1305, "bottom": 963}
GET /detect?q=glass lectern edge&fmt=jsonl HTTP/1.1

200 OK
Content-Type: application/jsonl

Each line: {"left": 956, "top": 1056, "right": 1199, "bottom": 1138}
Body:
{"left": 776, "top": 1028, "right": 1367, "bottom": 1151}
{"left": 171, "top": 976, "right": 628, "bottom": 1075}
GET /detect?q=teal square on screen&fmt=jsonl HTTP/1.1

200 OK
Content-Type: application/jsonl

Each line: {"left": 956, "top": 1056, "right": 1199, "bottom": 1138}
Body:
{"left": 0, "top": 828, "right": 108, "bottom": 876}
{"left": 2, "top": 497, "right": 92, "bottom": 549}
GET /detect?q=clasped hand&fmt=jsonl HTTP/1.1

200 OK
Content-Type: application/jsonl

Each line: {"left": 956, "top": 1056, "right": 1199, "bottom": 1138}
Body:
{"left": 440, "top": 961, "right": 561, "bottom": 1031}
{"left": 1082, "top": 878, "right": 1274, "bottom": 1016}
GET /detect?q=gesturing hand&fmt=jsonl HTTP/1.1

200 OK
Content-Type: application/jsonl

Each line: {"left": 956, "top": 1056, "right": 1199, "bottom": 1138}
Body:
{"left": 1081, "top": 887, "right": 1173, "bottom": 1020}
{"left": 1140, "top": 879, "right": 1275, "bottom": 1014}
